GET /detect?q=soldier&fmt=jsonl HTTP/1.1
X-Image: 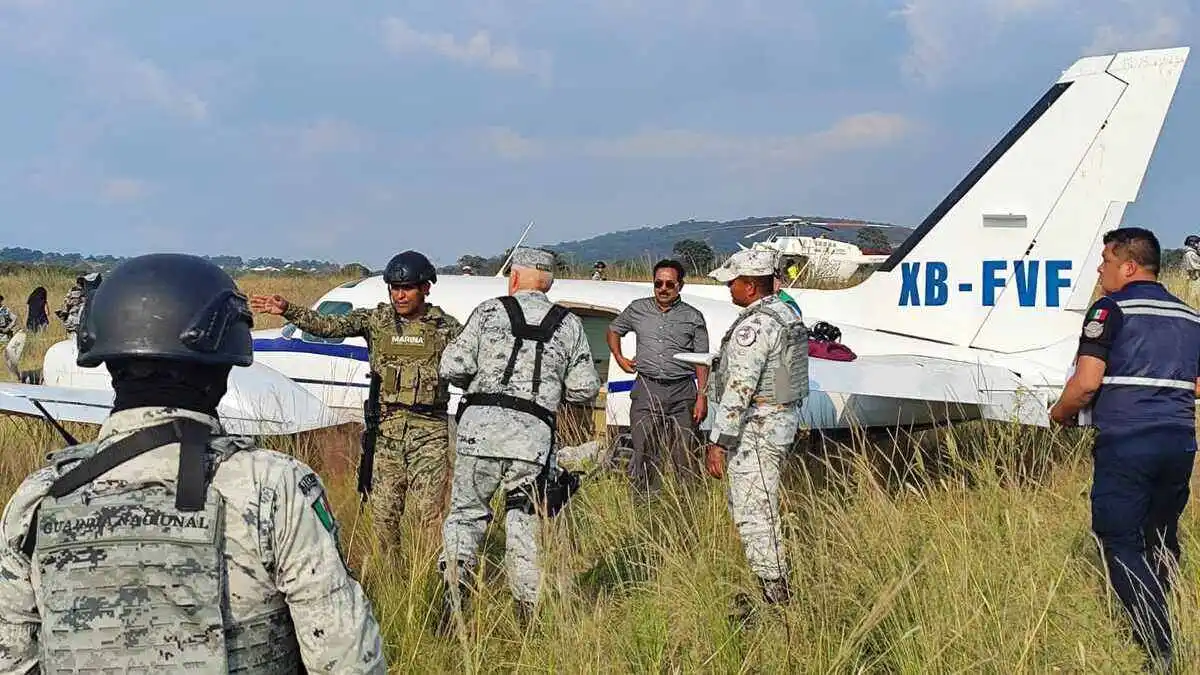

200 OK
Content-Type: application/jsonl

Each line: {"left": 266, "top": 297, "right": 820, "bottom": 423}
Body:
{"left": 250, "top": 250, "right": 463, "bottom": 549}
{"left": 703, "top": 248, "right": 808, "bottom": 612}
{"left": 56, "top": 273, "right": 100, "bottom": 334}
{"left": 0, "top": 253, "right": 385, "bottom": 673}
{"left": 438, "top": 247, "right": 601, "bottom": 621}
{"left": 0, "top": 295, "right": 14, "bottom": 344}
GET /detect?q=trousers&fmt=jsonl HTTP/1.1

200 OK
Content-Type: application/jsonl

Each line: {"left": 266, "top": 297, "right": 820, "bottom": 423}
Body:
{"left": 628, "top": 375, "right": 700, "bottom": 491}
{"left": 440, "top": 454, "right": 544, "bottom": 604}
{"left": 726, "top": 408, "right": 798, "bottom": 581}
{"left": 371, "top": 412, "right": 453, "bottom": 548}
{"left": 1091, "top": 432, "right": 1196, "bottom": 658}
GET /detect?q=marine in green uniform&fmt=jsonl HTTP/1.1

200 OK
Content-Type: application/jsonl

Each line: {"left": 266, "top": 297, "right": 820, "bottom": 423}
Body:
{"left": 251, "top": 251, "right": 463, "bottom": 549}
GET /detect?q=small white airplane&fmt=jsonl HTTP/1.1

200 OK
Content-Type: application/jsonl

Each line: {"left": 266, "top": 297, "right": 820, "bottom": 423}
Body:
{"left": 0, "top": 46, "right": 1189, "bottom": 442}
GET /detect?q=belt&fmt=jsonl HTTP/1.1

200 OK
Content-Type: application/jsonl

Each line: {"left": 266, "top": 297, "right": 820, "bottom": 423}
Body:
{"left": 638, "top": 373, "right": 693, "bottom": 385}
{"left": 382, "top": 402, "right": 447, "bottom": 417}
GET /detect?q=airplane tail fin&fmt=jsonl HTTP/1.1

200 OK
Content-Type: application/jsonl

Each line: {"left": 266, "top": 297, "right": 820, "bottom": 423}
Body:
{"left": 799, "top": 47, "right": 1188, "bottom": 357}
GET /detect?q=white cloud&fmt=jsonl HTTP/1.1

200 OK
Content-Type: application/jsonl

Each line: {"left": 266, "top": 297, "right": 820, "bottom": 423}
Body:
{"left": 267, "top": 119, "right": 368, "bottom": 156}
{"left": 83, "top": 48, "right": 209, "bottom": 123}
{"left": 0, "top": 4, "right": 210, "bottom": 122}
{"left": 477, "top": 126, "right": 547, "bottom": 159}
{"left": 1085, "top": 10, "right": 1187, "bottom": 55}
{"left": 894, "top": 0, "right": 1191, "bottom": 87}
{"left": 381, "top": 16, "right": 551, "bottom": 83}
{"left": 477, "top": 112, "right": 914, "bottom": 164}
{"left": 894, "top": 0, "right": 1054, "bottom": 86}
{"left": 100, "top": 177, "right": 150, "bottom": 203}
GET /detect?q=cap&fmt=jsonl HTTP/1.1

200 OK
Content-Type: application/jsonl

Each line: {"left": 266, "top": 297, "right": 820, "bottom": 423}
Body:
{"left": 509, "top": 247, "right": 556, "bottom": 272}
{"left": 708, "top": 249, "right": 779, "bottom": 283}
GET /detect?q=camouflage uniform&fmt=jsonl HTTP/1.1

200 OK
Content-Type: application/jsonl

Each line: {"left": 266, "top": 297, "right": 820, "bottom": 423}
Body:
{"left": 282, "top": 301, "right": 462, "bottom": 545}
{"left": 58, "top": 286, "right": 85, "bottom": 334}
{"left": 707, "top": 250, "right": 808, "bottom": 598}
{"left": 0, "top": 304, "right": 14, "bottom": 343}
{"left": 438, "top": 249, "right": 601, "bottom": 608}
{"left": 0, "top": 406, "right": 385, "bottom": 673}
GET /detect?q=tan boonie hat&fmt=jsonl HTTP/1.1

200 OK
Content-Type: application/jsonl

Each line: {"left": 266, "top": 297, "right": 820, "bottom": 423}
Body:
{"left": 708, "top": 248, "right": 779, "bottom": 283}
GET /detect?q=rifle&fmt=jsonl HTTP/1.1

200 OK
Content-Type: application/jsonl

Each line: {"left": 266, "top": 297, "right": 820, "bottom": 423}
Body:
{"left": 357, "top": 371, "right": 382, "bottom": 502}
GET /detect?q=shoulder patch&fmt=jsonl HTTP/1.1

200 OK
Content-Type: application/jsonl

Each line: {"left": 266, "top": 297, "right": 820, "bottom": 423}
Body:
{"left": 735, "top": 323, "right": 757, "bottom": 347}
{"left": 1083, "top": 320, "right": 1103, "bottom": 338}
{"left": 298, "top": 472, "right": 320, "bottom": 497}
{"left": 311, "top": 491, "right": 336, "bottom": 533}
{"left": 298, "top": 471, "right": 336, "bottom": 533}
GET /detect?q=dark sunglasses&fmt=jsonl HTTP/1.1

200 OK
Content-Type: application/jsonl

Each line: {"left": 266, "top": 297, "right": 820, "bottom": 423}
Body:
{"left": 654, "top": 280, "right": 678, "bottom": 289}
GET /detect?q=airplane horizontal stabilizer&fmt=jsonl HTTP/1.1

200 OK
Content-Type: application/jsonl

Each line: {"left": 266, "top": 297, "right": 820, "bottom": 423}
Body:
{"left": 0, "top": 358, "right": 344, "bottom": 436}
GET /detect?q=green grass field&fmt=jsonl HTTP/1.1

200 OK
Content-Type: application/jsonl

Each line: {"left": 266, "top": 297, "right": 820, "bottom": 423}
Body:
{"left": 3, "top": 264, "right": 1200, "bottom": 672}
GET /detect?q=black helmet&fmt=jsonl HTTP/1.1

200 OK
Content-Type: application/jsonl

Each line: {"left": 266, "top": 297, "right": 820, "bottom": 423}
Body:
{"left": 1187, "top": 235, "right": 1200, "bottom": 248}
{"left": 383, "top": 250, "right": 437, "bottom": 285}
{"left": 810, "top": 321, "right": 841, "bottom": 344}
{"left": 76, "top": 253, "right": 254, "bottom": 368}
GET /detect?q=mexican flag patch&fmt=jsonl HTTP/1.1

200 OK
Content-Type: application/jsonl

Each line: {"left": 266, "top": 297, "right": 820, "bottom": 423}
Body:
{"left": 312, "top": 492, "right": 336, "bottom": 533}
{"left": 1089, "top": 307, "right": 1108, "bottom": 321}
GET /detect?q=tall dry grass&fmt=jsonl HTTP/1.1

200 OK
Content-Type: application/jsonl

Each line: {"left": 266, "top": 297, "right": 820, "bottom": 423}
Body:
{"left": 0, "top": 263, "right": 1198, "bottom": 672}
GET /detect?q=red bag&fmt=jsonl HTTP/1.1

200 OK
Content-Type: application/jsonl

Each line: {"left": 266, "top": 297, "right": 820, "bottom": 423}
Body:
{"left": 809, "top": 339, "right": 857, "bottom": 361}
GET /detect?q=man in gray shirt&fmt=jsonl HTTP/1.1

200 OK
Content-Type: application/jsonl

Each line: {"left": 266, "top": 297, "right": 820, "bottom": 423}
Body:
{"left": 607, "top": 259, "right": 710, "bottom": 492}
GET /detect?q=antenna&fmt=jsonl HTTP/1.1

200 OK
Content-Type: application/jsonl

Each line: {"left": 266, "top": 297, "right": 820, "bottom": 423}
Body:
{"left": 495, "top": 220, "right": 535, "bottom": 277}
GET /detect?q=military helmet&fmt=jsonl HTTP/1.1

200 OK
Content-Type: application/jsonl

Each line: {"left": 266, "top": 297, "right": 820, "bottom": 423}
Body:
{"left": 1186, "top": 235, "right": 1200, "bottom": 249}
{"left": 810, "top": 320, "right": 841, "bottom": 344}
{"left": 76, "top": 253, "right": 254, "bottom": 368}
{"left": 383, "top": 250, "right": 437, "bottom": 285}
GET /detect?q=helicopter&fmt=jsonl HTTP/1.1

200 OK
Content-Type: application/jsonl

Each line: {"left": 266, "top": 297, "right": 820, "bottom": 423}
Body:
{"left": 737, "top": 218, "right": 892, "bottom": 286}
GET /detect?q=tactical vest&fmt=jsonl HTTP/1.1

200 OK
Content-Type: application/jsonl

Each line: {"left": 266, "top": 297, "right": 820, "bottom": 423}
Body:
{"left": 376, "top": 307, "right": 450, "bottom": 411}
{"left": 712, "top": 295, "right": 809, "bottom": 406}
{"left": 1089, "top": 281, "right": 1200, "bottom": 444}
{"left": 26, "top": 420, "right": 303, "bottom": 673}
{"left": 455, "top": 295, "right": 571, "bottom": 433}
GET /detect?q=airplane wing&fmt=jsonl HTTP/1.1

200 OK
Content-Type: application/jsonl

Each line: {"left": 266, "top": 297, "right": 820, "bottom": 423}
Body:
{"left": 0, "top": 361, "right": 345, "bottom": 437}
{"left": 676, "top": 352, "right": 1050, "bottom": 427}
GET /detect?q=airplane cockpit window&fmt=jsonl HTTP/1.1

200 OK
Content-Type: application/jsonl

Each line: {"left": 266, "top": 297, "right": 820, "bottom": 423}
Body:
{"left": 297, "top": 300, "right": 353, "bottom": 344}
{"left": 571, "top": 311, "right": 616, "bottom": 386}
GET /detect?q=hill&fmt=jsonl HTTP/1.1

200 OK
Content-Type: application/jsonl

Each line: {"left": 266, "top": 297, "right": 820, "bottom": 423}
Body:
{"left": 536, "top": 216, "right": 914, "bottom": 265}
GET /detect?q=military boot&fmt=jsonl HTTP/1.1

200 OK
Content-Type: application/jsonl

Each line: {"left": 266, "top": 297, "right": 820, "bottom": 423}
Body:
{"left": 436, "top": 561, "right": 473, "bottom": 636}
{"left": 514, "top": 599, "right": 538, "bottom": 630}
{"left": 760, "top": 576, "right": 791, "bottom": 605}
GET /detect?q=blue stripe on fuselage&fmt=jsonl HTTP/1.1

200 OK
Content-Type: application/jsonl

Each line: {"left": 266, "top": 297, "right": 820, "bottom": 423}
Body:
{"left": 252, "top": 337, "right": 369, "bottom": 361}
{"left": 254, "top": 338, "right": 642, "bottom": 396}
{"left": 607, "top": 379, "right": 634, "bottom": 393}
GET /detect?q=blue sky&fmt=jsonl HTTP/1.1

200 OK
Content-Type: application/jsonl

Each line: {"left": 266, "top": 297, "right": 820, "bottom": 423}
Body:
{"left": 0, "top": 0, "right": 1197, "bottom": 269}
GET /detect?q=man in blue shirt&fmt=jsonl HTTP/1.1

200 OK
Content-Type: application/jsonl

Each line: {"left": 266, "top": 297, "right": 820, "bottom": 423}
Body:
{"left": 1051, "top": 226, "right": 1200, "bottom": 668}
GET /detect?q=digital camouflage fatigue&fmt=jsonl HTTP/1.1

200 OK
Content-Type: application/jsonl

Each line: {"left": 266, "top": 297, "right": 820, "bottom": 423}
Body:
{"left": 724, "top": 410, "right": 798, "bottom": 580}
{"left": 0, "top": 305, "right": 14, "bottom": 342}
{"left": 373, "top": 413, "right": 452, "bottom": 539}
{"left": 58, "top": 286, "right": 84, "bottom": 333}
{"left": 438, "top": 286, "right": 601, "bottom": 606}
{"left": 439, "top": 291, "right": 600, "bottom": 463}
{"left": 282, "top": 301, "right": 463, "bottom": 545}
{"left": 442, "top": 455, "right": 544, "bottom": 603}
{"left": 0, "top": 406, "right": 385, "bottom": 674}
{"left": 708, "top": 294, "right": 808, "bottom": 584}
